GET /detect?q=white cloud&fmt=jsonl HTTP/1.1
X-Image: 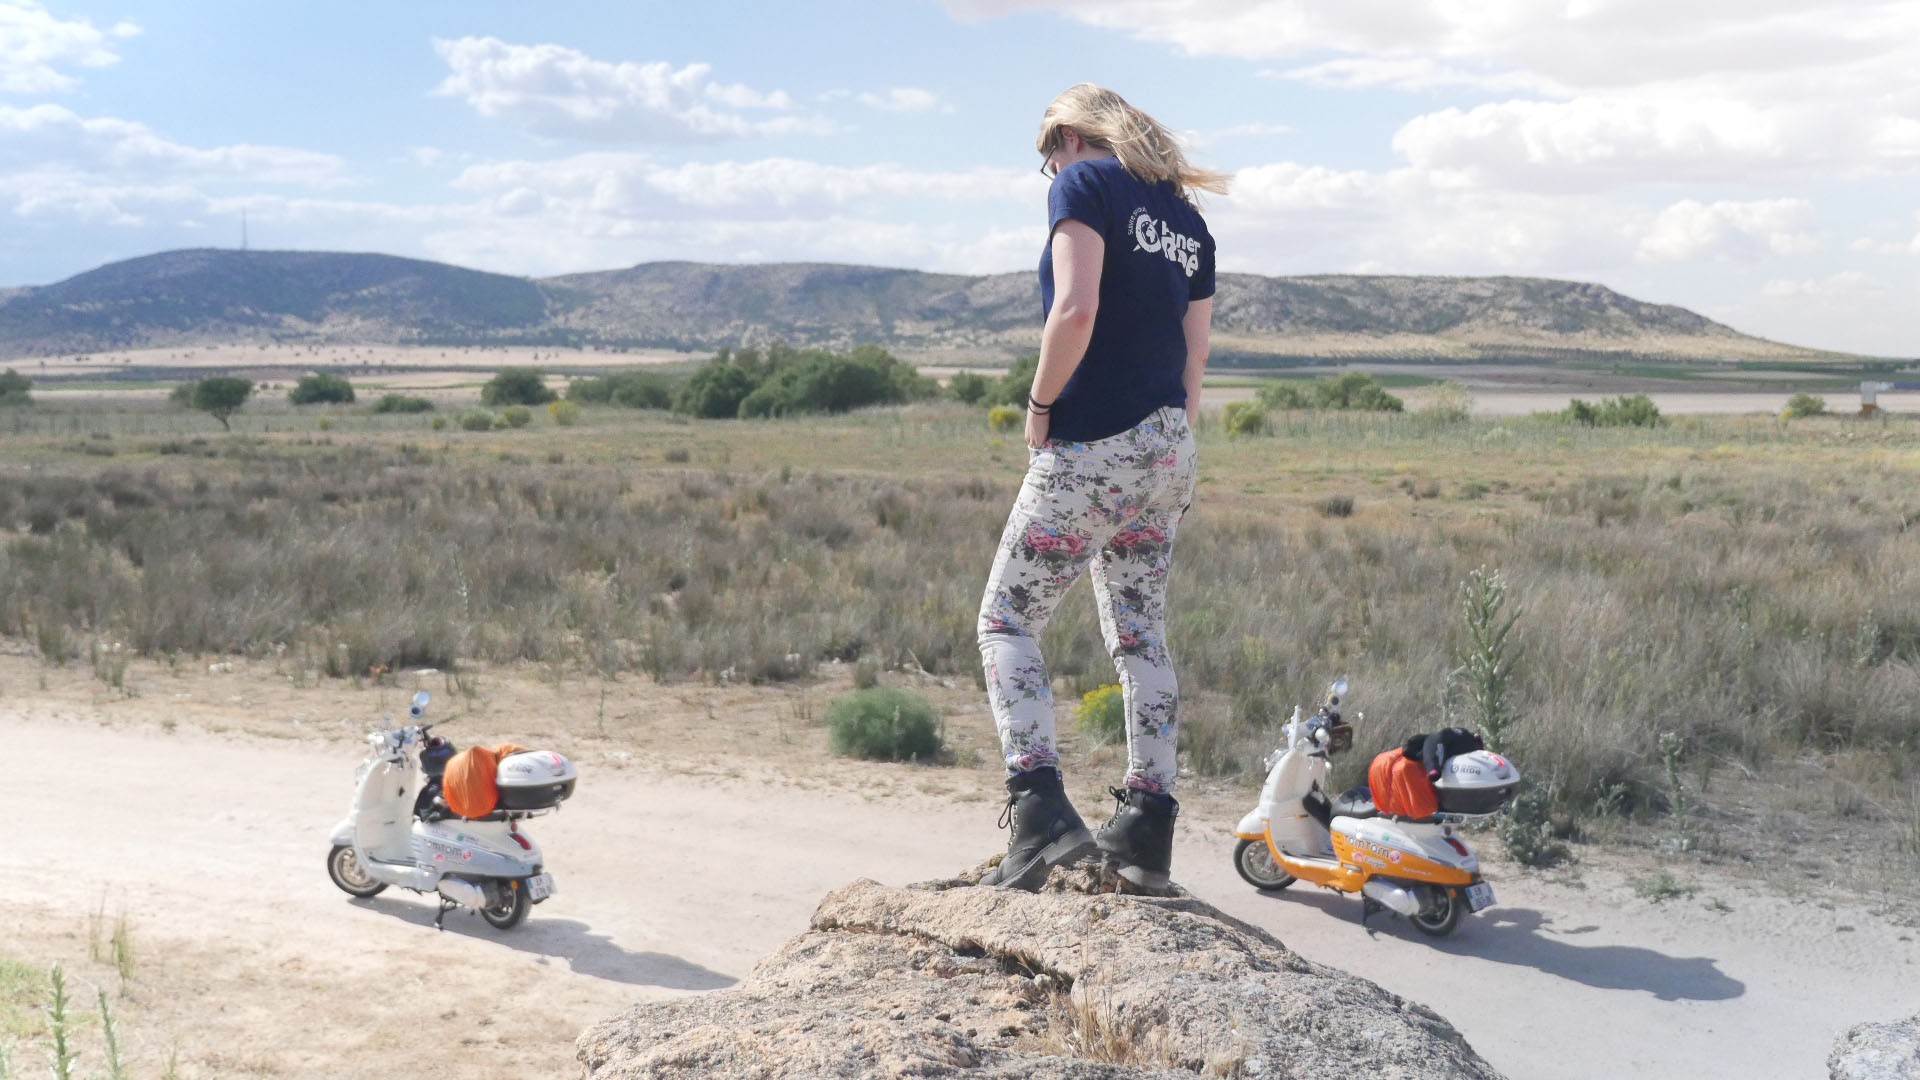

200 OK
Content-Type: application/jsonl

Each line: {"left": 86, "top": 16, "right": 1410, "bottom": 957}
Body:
{"left": 1762, "top": 271, "right": 1883, "bottom": 300}
{"left": 857, "top": 88, "right": 941, "bottom": 113}
{"left": 0, "top": 104, "right": 350, "bottom": 185}
{"left": 1636, "top": 199, "right": 1819, "bottom": 263}
{"left": 450, "top": 153, "right": 1041, "bottom": 219}
{"left": 0, "top": 1, "right": 139, "bottom": 94}
{"left": 431, "top": 37, "right": 828, "bottom": 142}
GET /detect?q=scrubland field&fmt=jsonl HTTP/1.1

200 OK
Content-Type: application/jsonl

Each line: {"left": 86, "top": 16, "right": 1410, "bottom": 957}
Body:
{"left": 6, "top": 395, "right": 1919, "bottom": 863}
{"left": 5, "top": 393, "right": 1920, "bottom": 1078}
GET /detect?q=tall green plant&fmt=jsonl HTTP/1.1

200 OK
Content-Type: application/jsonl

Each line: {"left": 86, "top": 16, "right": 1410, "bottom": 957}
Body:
{"left": 1459, "top": 566, "right": 1519, "bottom": 752}
{"left": 46, "top": 965, "right": 77, "bottom": 1080}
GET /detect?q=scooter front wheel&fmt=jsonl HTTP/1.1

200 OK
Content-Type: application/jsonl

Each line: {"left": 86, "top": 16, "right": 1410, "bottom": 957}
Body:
{"left": 1233, "top": 839, "right": 1296, "bottom": 891}
{"left": 479, "top": 881, "right": 531, "bottom": 930}
{"left": 326, "top": 845, "right": 387, "bottom": 898}
{"left": 1410, "top": 887, "right": 1464, "bottom": 937}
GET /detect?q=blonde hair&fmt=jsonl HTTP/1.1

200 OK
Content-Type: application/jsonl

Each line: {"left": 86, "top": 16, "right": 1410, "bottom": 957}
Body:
{"left": 1037, "top": 83, "right": 1231, "bottom": 203}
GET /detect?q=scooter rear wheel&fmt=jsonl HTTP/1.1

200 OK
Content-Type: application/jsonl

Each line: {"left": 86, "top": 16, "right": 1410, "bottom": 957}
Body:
{"left": 1233, "top": 839, "right": 1296, "bottom": 891}
{"left": 479, "top": 881, "right": 531, "bottom": 930}
{"left": 1410, "top": 887, "right": 1464, "bottom": 937}
{"left": 327, "top": 845, "right": 387, "bottom": 898}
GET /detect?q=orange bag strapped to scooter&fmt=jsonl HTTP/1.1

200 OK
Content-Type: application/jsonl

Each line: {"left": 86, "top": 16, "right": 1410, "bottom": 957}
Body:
{"left": 442, "top": 743, "right": 528, "bottom": 819}
{"left": 1367, "top": 748, "right": 1440, "bottom": 820}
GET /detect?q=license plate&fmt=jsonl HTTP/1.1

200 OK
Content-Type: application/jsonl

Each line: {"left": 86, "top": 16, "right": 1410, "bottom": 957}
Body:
{"left": 526, "top": 873, "right": 555, "bottom": 902}
{"left": 1465, "top": 882, "right": 1496, "bottom": 912}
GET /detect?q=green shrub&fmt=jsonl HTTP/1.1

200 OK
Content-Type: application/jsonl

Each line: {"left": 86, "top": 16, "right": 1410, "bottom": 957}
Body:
{"left": 549, "top": 400, "right": 582, "bottom": 426}
{"left": 1314, "top": 371, "right": 1404, "bottom": 411}
{"left": 1783, "top": 392, "right": 1826, "bottom": 419}
{"left": 566, "top": 376, "right": 613, "bottom": 404}
{"left": 0, "top": 367, "right": 31, "bottom": 406}
{"left": 1075, "top": 684, "right": 1126, "bottom": 744}
{"left": 430, "top": 415, "right": 448, "bottom": 431}
{"left": 826, "top": 687, "right": 947, "bottom": 762}
{"left": 1562, "top": 393, "right": 1662, "bottom": 427}
{"left": 190, "top": 376, "right": 253, "bottom": 430}
{"left": 481, "top": 368, "right": 556, "bottom": 406}
{"left": 459, "top": 410, "right": 495, "bottom": 432}
{"left": 1418, "top": 381, "right": 1474, "bottom": 422}
{"left": 168, "top": 382, "right": 194, "bottom": 407}
{"left": 983, "top": 354, "right": 1039, "bottom": 408}
{"left": 1255, "top": 381, "right": 1309, "bottom": 409}
{"left": 1223, "top": 401, "right": 1267, "bottom": 437}
{"left": 316, "top": 416, "right": 333, "bottom": 431}
{"left": 988, "top": 406, "right": 1022, "bottom": 432}
{"left": 288, "top": 373, "right": 355, "bottom": 405}
{"left": 675, "top": 360, "right": 761, "bottom": 418}
{"left": 737, "top": 345, "right": 938, "bottom": 418}
{"left": 502, "top": 405, "right": 532, "bottom": 428}
{"left": 372, "top": 394, "right": 433, "bottom": 413}
{"left": 949, "top": 371, "right": 992, "bottom": 405}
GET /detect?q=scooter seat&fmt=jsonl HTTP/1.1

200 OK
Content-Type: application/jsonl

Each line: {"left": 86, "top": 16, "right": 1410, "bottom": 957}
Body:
{"left": 1332, "top": 784, "right": 1379, "bottom": 819}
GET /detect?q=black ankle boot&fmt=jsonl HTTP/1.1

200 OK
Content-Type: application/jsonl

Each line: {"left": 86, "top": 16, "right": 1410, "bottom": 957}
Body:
{"left": 980, "top": 767, "right": 1094, "bottom": 891}
{"left": 1094, "top": 786, "right": 1179, "bottom": 890}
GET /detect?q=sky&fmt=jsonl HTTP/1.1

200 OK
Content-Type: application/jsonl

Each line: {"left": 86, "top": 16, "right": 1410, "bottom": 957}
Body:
{"left": 2, "top": 0, "right": 1917, "bottom": 355}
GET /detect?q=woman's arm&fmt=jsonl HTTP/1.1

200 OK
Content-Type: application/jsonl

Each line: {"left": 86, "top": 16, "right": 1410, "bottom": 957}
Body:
{"left": 1026, "top": 219, "right": 1104, "bottom": 448}
{"left": 1181, "top": 296, "right": 1213, "bottom": 421}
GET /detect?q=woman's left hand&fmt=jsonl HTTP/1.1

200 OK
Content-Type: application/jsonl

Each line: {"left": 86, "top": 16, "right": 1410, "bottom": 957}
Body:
{"left": 1025, "top": 407, "right": 1050, "bottom": 449}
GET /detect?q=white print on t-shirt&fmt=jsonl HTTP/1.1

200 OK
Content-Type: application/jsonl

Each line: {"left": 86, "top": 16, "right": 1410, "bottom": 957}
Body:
{"left": 1128, "top": 208, "right": 1200, "bottom": 277}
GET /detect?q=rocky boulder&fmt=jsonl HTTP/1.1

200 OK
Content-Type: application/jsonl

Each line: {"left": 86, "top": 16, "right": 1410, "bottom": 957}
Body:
{"left": 578, "top": 860, "right": 1501, "bottom": 1079}
{"left": 1831, "top": 1014, "right": 1920, "bottom": 1079}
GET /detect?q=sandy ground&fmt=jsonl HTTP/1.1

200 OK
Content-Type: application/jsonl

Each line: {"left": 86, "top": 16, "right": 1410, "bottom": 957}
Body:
{"left": 4, "top": 656, "right": 1916, "bottom": 1080}
{"left": 16, "top": 344, "right": 699, "bottom": 378}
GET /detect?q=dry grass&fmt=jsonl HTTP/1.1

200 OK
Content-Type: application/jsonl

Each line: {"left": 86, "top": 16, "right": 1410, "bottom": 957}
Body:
{"left": 3, "top": 399, "right": 1920, "bottom": 848}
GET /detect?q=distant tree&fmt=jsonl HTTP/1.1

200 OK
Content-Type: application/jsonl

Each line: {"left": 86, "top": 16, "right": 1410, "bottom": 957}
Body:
{"left": 1255, "top": 381, "right": 1311, "bottom": 409}
{"left": 0, "top": 367, "right": 30, "bottom": 406}
{"left": 674, "top": 360, "right": 761, "bottom": 419}
{"left": 371, "top": 393, "right": 434, "bottom": 413}
{"left": 481, "top": 368, "right": 556, "bottom": 406}
{"left": 168, "top": 382, "right": 195, "bottom": 407}
{"left": 948, "top": 371, "right": 992, "bottom": 405}
{"left": 288, "top": 372, "right": 355, "bottom": 405}
{"left": 1313, "top": 371, "right": 1404, "bottom": 412}
{"left": 191, "top": 377, "right": 254, "bottom": 430}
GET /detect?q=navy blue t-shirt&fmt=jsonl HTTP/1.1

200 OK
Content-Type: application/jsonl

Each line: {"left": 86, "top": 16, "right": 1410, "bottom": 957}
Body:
{"left": 1039, "top": 156, "right": 1215, "bottom": 443}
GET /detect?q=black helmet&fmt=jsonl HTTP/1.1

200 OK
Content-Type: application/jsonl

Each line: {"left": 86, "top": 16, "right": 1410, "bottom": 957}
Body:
{"left": 420, "top": 735, "right": 455, "bottom": 777}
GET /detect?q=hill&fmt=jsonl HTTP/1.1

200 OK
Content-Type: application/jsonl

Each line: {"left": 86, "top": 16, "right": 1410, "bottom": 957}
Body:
{"left": 0, "top": 248, "right": 1862, "bottom": 364}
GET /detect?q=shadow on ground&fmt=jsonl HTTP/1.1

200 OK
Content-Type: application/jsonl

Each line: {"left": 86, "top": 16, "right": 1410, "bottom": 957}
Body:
{"left": 1255, "top": 888, "right": 1744, "bottom": 1002}
{"left": 354, "top": 894, "right": 737, "bottom": 990}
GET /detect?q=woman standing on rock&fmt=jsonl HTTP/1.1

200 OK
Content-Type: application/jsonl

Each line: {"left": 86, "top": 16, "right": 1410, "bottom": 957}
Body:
{"left": 977, "top": 84, "right": 1226, "bottom": 891}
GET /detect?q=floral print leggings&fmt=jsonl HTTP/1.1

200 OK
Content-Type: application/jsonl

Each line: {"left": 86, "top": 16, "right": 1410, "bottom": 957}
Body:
{"left": 977, "top": 407, "right": 1199, "bottom": 793}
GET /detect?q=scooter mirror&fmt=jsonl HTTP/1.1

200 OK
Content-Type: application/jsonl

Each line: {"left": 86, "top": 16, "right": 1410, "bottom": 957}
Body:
{"left": 409, "top": 690, "right": 430, "bottom": 719}
{"left": 1329, "top": 678, "right": 1348, "bottom": 700}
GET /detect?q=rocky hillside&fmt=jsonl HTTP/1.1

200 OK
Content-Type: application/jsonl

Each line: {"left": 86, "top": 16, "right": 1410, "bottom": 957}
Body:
{"left": 0, "top": 248, "right": 1847, "bottom": 363}
{"left": 577, "top": 861, "right": 1502, "bottom": 1079}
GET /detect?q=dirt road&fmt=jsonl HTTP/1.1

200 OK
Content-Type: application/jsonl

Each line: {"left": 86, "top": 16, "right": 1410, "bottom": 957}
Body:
{"left": 8, "top": 710, "right": 1917, "bottom": 1079}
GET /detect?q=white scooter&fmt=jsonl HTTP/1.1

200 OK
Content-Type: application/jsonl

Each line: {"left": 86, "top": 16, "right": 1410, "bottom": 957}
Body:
{"left": 325, "top": 691, "right": 575, "bottom": 931}
{"left": 1231, "top": 680, "right": 1519, "bottom": 937}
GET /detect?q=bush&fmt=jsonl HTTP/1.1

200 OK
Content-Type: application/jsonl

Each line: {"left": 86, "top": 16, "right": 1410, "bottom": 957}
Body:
{"left": 1418, "top": 381, "right": 1474, "bottom": 422}
{"left": 1075, "top": 684, "right": 1126, "bottom": 744}
{"left": 675, "top": 360, "right": 761, "bottom": 419}
{"left": 1255, "top": 381, "right": 1310, "bottom": 409}
{"left": 0, "top": 367, "right": 31, "bottom": 406}
{"left": 1562, "top": 393, "right": 1662, "bottom": 427}
{"left": 1223, "top": 401, "right": 1267, "bottom": 437}
{"left": 316, "top": 416, "right": 333, "bottom": 431}
{"left": 481, "top": 368, "right": 556, "bottom": 407}
{"left": 1314, "top": 371, "right": 1403, "bottom": 411}
{"left": 288, "top": 373, "right": 355, "bottom": 405}
{"left": 190, "top": 376, "right": 253, "bottom": 430}
{"left": 502, "top": 405, "right": 532, "bottom": 428}
{"left": 826, "top": 687, "right": 947, "bottom": 762}
{"left": 430, "top": 416, "right": 448, "bottom": 431}
{"left": 459, "top": 410, "right": 495, "bottom": 432}
{"left": 736, "top": 345, "right": 938, "bottom": 418}
{"left": 1783, "top": 392, "right": 1826, "bottom": 419}
{"left": 549, "top": 400, "right": 582, "bottom": 426}
{"left": 571, "top": 371, "right": 678, "bottom": 409}
{"left": 1256, "top": 373, "right": 1403, "bottom": 412}
{"left": 988, "top": 406, "right": 1022, "bottom": 433}
{"left": 372, "top": 394, "right": 433, "bottom": 414}
{"left": 949, "top": 371, "right": 993, "bottom": 405}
